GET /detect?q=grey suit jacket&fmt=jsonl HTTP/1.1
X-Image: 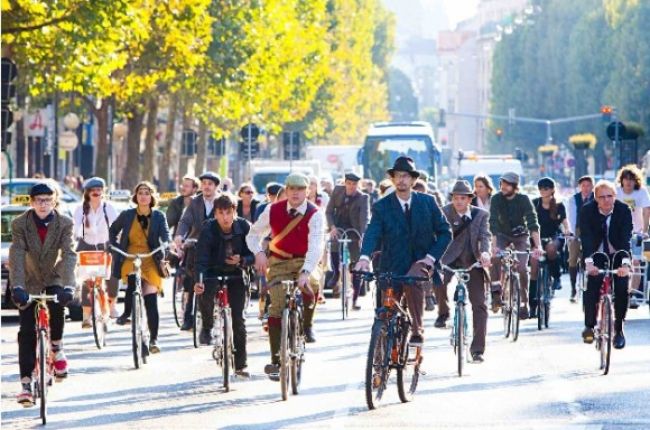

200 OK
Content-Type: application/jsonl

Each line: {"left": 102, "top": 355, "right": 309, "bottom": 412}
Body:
{"left": 325, "top": 186, "right": 369, "bottom": 235}
{"left": 441, "top": 204, "right": 491, "bottom": 266}
{"left": 9, "top": 209, "right": 77, "bottom": 294}
{"left": 176, "top": 195, "right": 214, "bottom": 240}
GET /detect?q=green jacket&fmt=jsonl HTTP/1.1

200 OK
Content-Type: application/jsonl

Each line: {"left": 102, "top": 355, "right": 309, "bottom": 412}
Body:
{"left": 489, "top": 192, "right": 539, "bottom": 236}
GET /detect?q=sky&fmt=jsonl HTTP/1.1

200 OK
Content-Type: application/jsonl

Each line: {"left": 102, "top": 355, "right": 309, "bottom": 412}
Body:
{"left": 439, "top": 0, "right": 479, "bottom": 29}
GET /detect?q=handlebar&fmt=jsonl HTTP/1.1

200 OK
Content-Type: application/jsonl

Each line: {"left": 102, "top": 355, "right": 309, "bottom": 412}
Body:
{"left": 441, "top": 261, "right": 482, "bottom": 274}
{"left": 28, "top": 294, "right": 59, "bottom": 304}
{"left": 110, "top": 241, "right": 169, "bottom": 260}
{"left": 350, "top": 270, "right": 430, "bottom": 283}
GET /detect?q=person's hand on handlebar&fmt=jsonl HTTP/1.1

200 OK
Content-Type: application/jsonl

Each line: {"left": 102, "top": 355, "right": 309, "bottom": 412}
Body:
{"left": 255, "top": 252, "right": 268, "bottom": 274}
{"left": 194, "top": 282, "right": 205, "bottom": 295}
{"left": 616, "top": 265, "right": 630, "bottom": 277}
{"left": 480, "top": 251, "right": 491, "bottom": 268}
{"left": 532, "top": 247, "right": 544, "bottom": 260}
{"left": 297, "top": 272, "right": 315, "bottom": 302}
{"left": 354, "top": 259, "right": 370, "bottom": 273}
{"left": 585, "top": 259, "right": 599, "bottom": 276}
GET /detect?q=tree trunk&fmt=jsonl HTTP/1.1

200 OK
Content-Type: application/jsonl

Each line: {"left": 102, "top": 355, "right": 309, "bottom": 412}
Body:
{"left": 159, "top": 94, "right": 177, "bottom": 192}
{"left": 93, "top": 100, "right": 109, "bottom": 180}
{"left": 123, "top": 105, "right": 145, "bottom": 191}
{"left": 142, "top": 95, "right": 159, "bottom": 183}
{"left": 195, "top": 119, "right": 207, "bottom": 175}
{"left": 178, "top": 100, "right": 192, "bottom": 178}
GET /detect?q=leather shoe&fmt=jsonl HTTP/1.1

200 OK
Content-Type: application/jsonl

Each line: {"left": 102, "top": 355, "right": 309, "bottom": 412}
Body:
{"left": 582, "top": 327, "right": 594, "bottom": 344}
{"left": 471, "top": 352, "right": 484, "bottom": 363}
{"left": 304, "top": 327, "right": 316, "bottom": 343}
{"left": 199, "top": 328, "right": 213, "bottom": 345}
{"left": 518, "top": 306, "right": 529, "bottom": 320}
{"left": 264, "top": 363, "right": 280, "bottom": 381}
{"left": 425, "top": 296, "right": 436, "bottom": 311}
{"left": 434, "top": 314, "right": 448, "bottom": 328}
{"left": 116, "top": 315, "right": 131, "bottom": 325}
{"left": 613, "top": 331, "right": 626, "bottom": 349}
{"left": 180, "top": 319, "right": 193, "bottom": 331}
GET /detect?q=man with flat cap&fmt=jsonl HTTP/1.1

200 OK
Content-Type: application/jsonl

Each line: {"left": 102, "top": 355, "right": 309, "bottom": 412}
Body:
{"left": 247, "top": 173, "right": 325, "bottom": 380}
{"left": 435, "top": 180, "right": 491, "bottom": 362}
{"left": 356, "top": 156, "right": 451, "bottom": 346}
{"left": 174, "top": 171, "right": 221, "bottom": 332}
{"left": 325, "top": 172, "right": 369, "bottom": 309}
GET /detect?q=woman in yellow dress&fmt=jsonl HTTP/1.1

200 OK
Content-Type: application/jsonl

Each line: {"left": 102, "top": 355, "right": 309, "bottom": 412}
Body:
{"left": 109, "top": 181, "right": 170, "bottom": 353}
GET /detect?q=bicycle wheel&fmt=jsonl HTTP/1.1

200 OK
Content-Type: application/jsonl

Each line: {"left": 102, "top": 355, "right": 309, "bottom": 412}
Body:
{"left": 341, "top": 263, "right": 348, "bottom": 320}
{"left": 222, "top": 308, "right": 231, "bottom": 392}
{"left": 503, "top": 275, "right": 512, "bottom": 338}
{"left": 366, "top": 319, "right": 389, "bottom": 410}
{"left": 193, "top": 294, "right": 202, "bottom": 349}
{"left": 397, "top": 319, "right": 419, "bottom": 402}
{"left": 544, "top": 282, "right": 551, "bottom": 329}
{"left": 280, "top": 308, "right": 290, "bottom": 401}
{"left": 599, "top": 295, "right": 613, "bottom": 375}
{"left": 132, "top": 292, "right": 142, "bottom": 369}
{"left": 511, "top": 276, "right": 521, "bottom": 342}
{"left": 290, "top": 309, "right": 305, "bottom": 395}
{"left": 537, "top": 267, "right": 545, "bottom": 331}
{"left": 456, "top": 304, "right": 465, "bottom": 377}
{"left": 38, "top": 329, "right": 48, "bottom": 425}
{"left": 172, "top": 272, "right": 184, "bottom": 328}
{"left": 92, "top": 286, "right": 106, "bottom": 349}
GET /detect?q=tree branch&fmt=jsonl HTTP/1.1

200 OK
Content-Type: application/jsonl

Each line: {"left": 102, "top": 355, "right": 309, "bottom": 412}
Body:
{"left": 3, "top": 14, "right": 74, "bottom": 34}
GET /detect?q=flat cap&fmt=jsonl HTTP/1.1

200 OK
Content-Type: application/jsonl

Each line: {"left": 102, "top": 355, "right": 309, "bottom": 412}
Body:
{"left": 198, "top": 171, "right": 221, "bottom": 185}
{"left": 344, "top": 172, "right": 361, "bottom": 182}
{"left": 499, "top": 171, "right": 520, "bottom": 186}
{"left": 29, "top": 182, "right": 56, "bottom": 197}
{"left": 83, "top": 177, "right": 106, "bottom": 190}
{"left": 285, "top": 173, "right": 309, "bottom": 188}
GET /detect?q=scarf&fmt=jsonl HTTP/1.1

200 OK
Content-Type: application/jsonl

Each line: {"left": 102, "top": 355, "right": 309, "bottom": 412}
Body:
{"left": 33, "top": 211, "right": 55, "bottom": 229}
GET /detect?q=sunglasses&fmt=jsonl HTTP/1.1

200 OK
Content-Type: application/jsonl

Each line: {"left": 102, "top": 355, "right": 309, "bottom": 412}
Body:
{"left": 241, "top": 190, "right": 254, "bottom": 195}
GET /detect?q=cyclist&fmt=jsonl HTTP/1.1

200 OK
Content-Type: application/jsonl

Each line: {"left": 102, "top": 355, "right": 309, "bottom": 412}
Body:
{"left": 529, "top": 177, "right": 571, "bottom": 317}
{"left": 489, "top": 172, "right": 543, "bottom": 319}
{"left": 237, "top": 182, "right": 260, "bottom": 223}
{"left": 109, "top": 181, "right": 171, "bottom": 353}
{"left": 73, "top": 177, "right": 119, "bottom": 325}
{"left": 9, "top": 182, "right": 77, "bottom": 406}
{"left": 355, "top": 156, "right": 452, "bottom": 346}
{"left": 247, "top": 173, "right": 325, "bottom": 379}
{"left": 194, "top": 193, "right": 254, "bottom": 376}
{"left": 174, "top": 171, "right": 221, "bottom": 330}
{"left": 255, "top": 182, "right": 283, "bottom": 220}
{"left": 308, "top": 174, "right": 330, "bottom": 209}
{"left": 166, "top": 175, "right": 200, "bottom": 236}
{"left": 566, "top": 175, "right": 594, "bottom": 302}
{"left": 580, "top": 180, "right": 632, "bottom": 348}
{"left": 325, "top": 172, "right": 369, "bottom": 308}
{"left": 434, "top": 180, "right": 491, "bottom": 362}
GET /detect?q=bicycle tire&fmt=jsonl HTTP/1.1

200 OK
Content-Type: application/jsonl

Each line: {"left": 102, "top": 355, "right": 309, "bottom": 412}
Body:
{"left": 280, "top": 308, "right": 290, "bottom": 401}
{"left": 290, "top": 310, "right": 304, "bottom": 395}
{"left": 38, "top": 329, "right": 48, "bottom": 425}
{"left": 193, "top": 294, "right": 201, "bottom": 349}
{"left": 92, "top": 286, "right": 106, "bottom": 349}
{"left": 456, "top": 304, "right": 465, "bottom": 377}
{"left": 600, "top": 295, "right": 613, "bottom": 375}
{"left": 365, "top": 319, "right": 389, "bottom": 410}
{"left": 341, "top": 263, "right": 348, "bottom": 320}
{"left": 172, "top": 273, "right": 183, "bottom": 328}
{"left": 537, "top": 267, "right": 545, "bottom": 331}
{"left": 132, "top": 292, "right": 142, "bottom": 369}
{"left": 222, "top": 308, "right": 231, "bottom": 391}
{"left": 512, "top": 276, "right": 521, "bottom": 342}
{"left": 397, "top": 319, "right": 419, "bottom": 401}
{"left": 503, "top": 274, "right": 512, "bottom": 338}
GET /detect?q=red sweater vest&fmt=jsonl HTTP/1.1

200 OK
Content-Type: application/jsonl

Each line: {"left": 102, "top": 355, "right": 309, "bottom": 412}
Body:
{"left": 269, "top": 200, "right": 317, "bottom": 259}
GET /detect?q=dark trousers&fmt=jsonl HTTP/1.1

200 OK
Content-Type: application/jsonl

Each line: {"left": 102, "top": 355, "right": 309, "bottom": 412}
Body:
{"left": 199, "top": 278, "right": 248, "bottom": 370}
{"left": 584, "top": 274, "right": 628, "bottom": 329}
{"left": 435, "top": 269, "right": 488, "bottom": 354}
{"left": 18, "top": 286, "right": 65, "bottom": 379}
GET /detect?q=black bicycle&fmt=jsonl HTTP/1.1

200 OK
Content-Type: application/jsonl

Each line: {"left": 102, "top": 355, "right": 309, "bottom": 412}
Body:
{"left": 354, "top": 271, "right": 428, "bottom": 410}
{"left": 172, "top": 238, "right": 197, "bottom": 328}
{"left": 278, "top": 280, "right": 308, "bottom": 401}
{"left": 536, "top": 252, "right": 551, "bottom": 330}
{"left": 496, "top": 246, "right": 527, "bottom": 342}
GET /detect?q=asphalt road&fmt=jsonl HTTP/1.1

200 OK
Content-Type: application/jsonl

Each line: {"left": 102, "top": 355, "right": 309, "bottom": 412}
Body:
{"left": 2, "top": 278, "right": 649, "bottom": 429}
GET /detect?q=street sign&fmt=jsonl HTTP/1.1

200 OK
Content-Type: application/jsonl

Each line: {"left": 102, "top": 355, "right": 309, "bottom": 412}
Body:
{"left": 240, "top": 123, "right": 260, "bottom": 141}
{"left": 26, "top": 110, "right": 46, "bottom": 137}
{"left": 607, "top": 121, "right": 626, "bottom": 141}
{"left": 240, "top": 141, "right": 259, "bottom": 159}
{"left": 282, "top": 131, "right": 300, "bottom": 160}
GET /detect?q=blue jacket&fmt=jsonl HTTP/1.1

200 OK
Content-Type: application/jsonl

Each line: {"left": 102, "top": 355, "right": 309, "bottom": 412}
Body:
{"left": 360, "top": 191, "right": 452, "bottom": 276}
{"left": 109, "top": 208, "right": 171, "bottom": 277}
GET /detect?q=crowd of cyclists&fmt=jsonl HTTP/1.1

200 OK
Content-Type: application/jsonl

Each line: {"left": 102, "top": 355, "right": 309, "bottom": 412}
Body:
{"left": 7, "top": 156, "right": 649, "bottom": 406}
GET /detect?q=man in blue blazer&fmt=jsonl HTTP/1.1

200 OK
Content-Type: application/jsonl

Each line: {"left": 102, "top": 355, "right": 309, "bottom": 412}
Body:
{"left": 355, "top": 156, "right": 452, "bottom": 345}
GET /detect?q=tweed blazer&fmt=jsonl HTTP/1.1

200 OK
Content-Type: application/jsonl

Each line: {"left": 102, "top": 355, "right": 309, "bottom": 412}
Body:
{"left": 175, "top": 195, "right": 214, "bottom": 240}
{"left": 325, "top": 186, "right": 370, "bottom": 235}
{"left": 9, "top": 209, "right": 77, "bottom": 294}
{"left": 441, "top": 204, "right": 491, "bottom": 266}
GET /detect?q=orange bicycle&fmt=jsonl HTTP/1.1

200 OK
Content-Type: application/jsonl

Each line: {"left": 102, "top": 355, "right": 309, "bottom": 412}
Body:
{"left": 78, "top": 251, "right": 112, "bottom": 349}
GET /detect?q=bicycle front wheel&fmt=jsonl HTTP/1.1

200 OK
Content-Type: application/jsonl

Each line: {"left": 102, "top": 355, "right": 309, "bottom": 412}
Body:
{"left": 456, "top": 304, "right": 465, "bottom": 377}
{"left": 132, "top": 292, "right": 143, "bottom": 369}
{"left": 222, "top": 308, "right": 232, "bottom": 391}
{"left": 193, "top": 294, "right": 202, "bottom": 349}
{"left": 397, "top": 320, "right": 420, "bottom": 401}
{"left": 537, "top": 267, "right": 546, "bottom": 331}
{"left": 599, "top": 295, "right": 613, "bottom": 375}
{"left": 38, "top": 329, "right": 48, "bottom": 425}
{"left": 511, "top": 276, "right": 521, "bottom": 342}
{"left": 366, "top": 319, "right": 389, "bottom": 410}
{"left": 341, "top": 264, "right": 348, "bottom": 320}
{"left": 280, "top": 308, "right": 290, "bottom": 401}
{"left": 290, "top": 310, "right": 304, "bottom": 395}
{"left": 172, "top": 272, "right": 184, "bottom": 328}
{"left": 503, "top": 275, "right": 512, "bottom": 338}
{"left": 92, "top": 286, "right": 107, "bottom": 349}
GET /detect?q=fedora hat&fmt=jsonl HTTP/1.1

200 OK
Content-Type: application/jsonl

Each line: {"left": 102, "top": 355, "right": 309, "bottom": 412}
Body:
{"left": 450, "top": 179, "right": 474, "bottom": 196}
{"left": 387, "top": 156, "right": 419, "bottom": 178}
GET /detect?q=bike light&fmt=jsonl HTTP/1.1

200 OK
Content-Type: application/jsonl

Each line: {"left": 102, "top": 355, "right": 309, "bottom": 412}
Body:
{"left": 622, "top": 258, "right": 631, "bottom": 267}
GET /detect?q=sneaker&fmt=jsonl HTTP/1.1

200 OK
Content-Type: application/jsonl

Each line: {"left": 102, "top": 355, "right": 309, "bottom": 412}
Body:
{"left": 519, "top": 306, "right": 529, "bottom": 320}
{"left": 629, "top": 296, "right": 640, "bottom": 309}
{"left": 570, "top": 294, "right": 577, "bottom": 304}
{"left": 149, "top": 340, "right": 160, "bottom": 354}
{"left": 471, "top": 352, "right": 484, "bottom": 363}
{"left": 434, "top": 314, "right": 449, "bottom": 329}
{"left": 53, "top": 350, "right": 68, "bottom": 378}
{"left": 491, "top": 292, "right": 502, "bottom": 313}
{"left": 199, "top": 329, "right": 213, "bottom": 345}
{"left": 235, "top": 368, "right": 250, "bottom": 378}
{"left": 304, "top": 327, "right": 316, "bottom": 343}
{"left": 352, "top": 303, "right": 361, "bottom": 311}
{"left": 613, "top": 331, "right": 626, "bottom": 349}
{"left": 110, "top": 305, "right": 120, "bottom": 319}
{"left": 17, "top": 380, "right": 34, "bottom": 407}
{"left": 116, "top": 315, "right": 131, "bottom": 325}
{"left": 409, "top": 334, "right": 424, "bottom": 347}
{"left": 180, "top": 318, "right": 193, "bottom": 331}
{"left": 82, "top": 318, "right": 92, "bottom": 329}
{"left": 425, "top": 296, "right": 436, "bottom": 311}
{"left": 582, "top": 327, "right": 595, "bottom": 344}
{"left": 264, "top": 363, "right": 280, "bottom": 381}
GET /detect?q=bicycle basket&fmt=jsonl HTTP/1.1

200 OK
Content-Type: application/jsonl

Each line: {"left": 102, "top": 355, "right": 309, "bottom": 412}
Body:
{"left": 77, "top": 251, "right": 112, "bottom": 279}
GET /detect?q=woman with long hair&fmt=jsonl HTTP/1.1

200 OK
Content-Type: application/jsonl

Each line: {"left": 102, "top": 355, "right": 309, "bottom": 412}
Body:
{"left": 237, "top": 182, "right": 259, "bottom": 222}
{"left": 73, "top": 177, "right": 119, "bottom": 326}
{"left": 472, "top": 174, "right": 494, "bottom": 211}
{"left": 109, "top": 181, "right": 170, "bottom": 353}
{"left": 308, "top": 175, "right": 330, "bottom": 209}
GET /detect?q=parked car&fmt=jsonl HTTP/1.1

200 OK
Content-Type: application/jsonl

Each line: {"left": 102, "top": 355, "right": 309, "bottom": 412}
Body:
{"left": 1, "top": 178, "right": 80, "bottom": 205}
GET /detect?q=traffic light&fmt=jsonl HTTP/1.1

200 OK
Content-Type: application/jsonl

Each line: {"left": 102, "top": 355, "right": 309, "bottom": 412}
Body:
{"left": 1, "top": 57, "right": 17, "bottom": 151}
{"left": 282, "top": 131, "right": 300, "bottom": 160}
{"left": 601, "top": 105, "right": 612, "bottom": 123}
{"left": 496, "top": 128, "right": 503, "bottom": 142}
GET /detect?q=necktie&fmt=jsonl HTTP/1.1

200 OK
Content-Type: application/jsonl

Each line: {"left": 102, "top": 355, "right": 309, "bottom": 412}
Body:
{"left": 461, "top": 214, "right": 470, "bottom": 225}
{"left": 289, "top": 208, "right": 298, "bottom": 218}
{"left": 602, "top": 214, "right": 610, "bottom": 254}
{"left": 404, "top": 203, "right": 411, "bottom": 226}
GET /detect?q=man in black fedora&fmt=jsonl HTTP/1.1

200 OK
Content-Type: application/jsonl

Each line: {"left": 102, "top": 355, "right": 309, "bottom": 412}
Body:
{"left": 356, "top": 156, "right": 451, "bottom": 346}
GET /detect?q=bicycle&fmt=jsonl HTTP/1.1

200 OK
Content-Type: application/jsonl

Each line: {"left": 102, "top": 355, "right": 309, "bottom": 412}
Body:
{"left": 585, "top": 251, "right": 631, "bottom": 375}
{"left": 172, "top": 238, "right": 197, "bottom": 328}
{"left": 335, "top": 228, "right": 361, "bottom": 319}
{"left": 110, "top": 241, "right": 168, "bottom": 369}
{"left": 536, "top": 251, "right": 551, "bottom": 331}
{"left": 353, "top": 271, "right": 428, "bottom": 410}
{"left": 276, "top": 280, "right": 309, "bottom": 401}
{"left": 496, "top": 246, "right": 528, "bottom": 342}
{"left": 198, "top": 273, "right": 236, "bottom": 392}
{"left": 77, "top": 250, "right": 112, "bottom": 349}
{"left": 441, "top": 262, "right": 482, "bottom": 377}
{"left": 27, "top": 293, "right": 59, "bottom": 425}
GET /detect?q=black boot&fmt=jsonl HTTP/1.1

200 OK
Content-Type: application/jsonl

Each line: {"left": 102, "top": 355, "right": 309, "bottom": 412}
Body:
{"left": 144, "top": 294, "right": 159, "bottom": 344}
{"left": 117, "top": 277, "right": 135, "bottom": 325}
{"left": 180, "top": 291, "right": 194, "bottom": 331}
{"left": 529, "top": 279, "right": 538, "bottom": 318}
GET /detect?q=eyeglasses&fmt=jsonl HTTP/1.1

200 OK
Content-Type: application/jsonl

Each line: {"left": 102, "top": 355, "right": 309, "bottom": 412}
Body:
{"left": 34, "top": 197, "right": 55, "bottom": 206}
{"left": 242, "top": 190, "right": 254, "bottom": 195}
{"left": 596, "top": 194, "right": 614, "bottom": 200}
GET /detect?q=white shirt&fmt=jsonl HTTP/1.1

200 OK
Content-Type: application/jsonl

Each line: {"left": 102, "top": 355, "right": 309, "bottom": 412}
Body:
{"left": 73, "top": 202, "right": 118, "bottom": 245}
{"left": 616, "top": 187, "right": 650, "bottom": 233}
{"left": 397, "top": 195, "right": 412, "bottom": 212}
{"left": 204, "top": 196, "right": 216, "bottom": 218}
{"left": 246, "top": 199, "right": 326, "bottom": 274}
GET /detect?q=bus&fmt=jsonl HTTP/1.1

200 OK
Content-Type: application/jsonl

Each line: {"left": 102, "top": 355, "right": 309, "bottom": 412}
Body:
{"left": 359, "top": 122, "right": 441, "bottom": 184}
